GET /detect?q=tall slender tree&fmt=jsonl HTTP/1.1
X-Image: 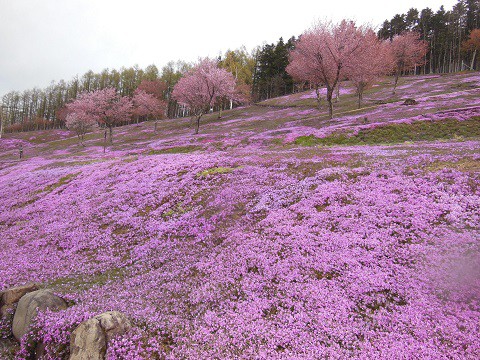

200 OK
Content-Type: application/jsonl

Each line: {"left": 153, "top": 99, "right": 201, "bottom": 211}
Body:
{"left": 287, "top": 20, "right": 372, "bottom": 119}
{"left": 347, "top": 36, "right": 394, "bottom": 108}
{"left": 286, "top": 53, "right": 325, "bottom": 109}
{"left": 172, "top": 59, "right": 238, "bottom": 134}
{"left": 65, "top": 112, "right": 97, "bottom": 146}
{"left": 67, "top": 88, "right": 132, "bottom": 144}
{"left": 388, "top": 32, "right": 429, "bottom": 93}
{"left": 462, "top": 28, "right": 480, "bottom": 69}
{"left": 252, "top": 37, "right": 295, "bottom": 101}
{"left": 132, "top": 89, "right": 165, "bottom": 125}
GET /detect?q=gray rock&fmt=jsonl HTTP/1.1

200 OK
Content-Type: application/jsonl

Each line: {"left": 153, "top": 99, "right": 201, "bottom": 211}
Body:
{"left": 69, "top": 318, "right": 106, "bottom": 360}
{"left": 0, "top": 283, "right": 38, "bottom": 307}
{"left": 95, "top": 311, "right": 131, "bottom": 342}
{"left": 12, "top": 290, "right": 67, "bottom": 341}
{"left": 69, "top": 311, "right": 131, "bottom": 360}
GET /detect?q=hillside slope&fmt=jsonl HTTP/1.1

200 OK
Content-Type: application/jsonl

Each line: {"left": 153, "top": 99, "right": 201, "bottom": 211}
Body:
{"left": 0, "top": 73, "right": 479, "bottom": 359}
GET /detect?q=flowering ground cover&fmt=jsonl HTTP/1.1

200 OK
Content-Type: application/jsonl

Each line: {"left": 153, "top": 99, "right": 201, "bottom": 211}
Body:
{"left": 0, "top": 73, "right": 479, "bottom": 359}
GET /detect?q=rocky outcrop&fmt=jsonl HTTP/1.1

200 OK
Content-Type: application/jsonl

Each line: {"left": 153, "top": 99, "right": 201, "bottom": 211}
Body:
{"left": 12, "top": 290, "right": 67, "bottom": 341}
{"left": 0, "top": 283, "right": 38, "bottom": 318}
{"left": 69, "top": 318, "right": 106, "bottom": 360}
{"left": 69, "top": 311, "right": 131, "bottom": 360}
{"left": 2, "top": 285, "right": 130, "bottom": 360}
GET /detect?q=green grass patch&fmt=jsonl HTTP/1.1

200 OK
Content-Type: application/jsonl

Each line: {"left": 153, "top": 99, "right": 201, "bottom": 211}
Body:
{"left": 122, "top": 156, "right": 138, "bottom": 163}
{"left": 48, "top": 266, "right": 129, "bottom": 293}
{"left": 426, "top": 157, "right": 480, "bottom": 172}
{"left": 48, "top": 132, "right": 99, "bottom": 147}
{"left": 35, "top": 159, "right": 108, "bottom": 170}
{"left": 295, "top": 118, "right": 480, "bottom": 146}
{"left": 40, "top": 172, "right": 81, "bottom": 193}
{"left": 196, "top": 166, "right": 238, "bottom": 177}
{"left": 270, "top": 138, "right": 285, "bottom": 146}
{"left": 12, "top": 197, "right": 39, "bottom": 209}
{"left": 162, "top": 202, "right": 188, "bottom": 219}
{"left": 147, "top": 145, "right": 202, "bottom": 155}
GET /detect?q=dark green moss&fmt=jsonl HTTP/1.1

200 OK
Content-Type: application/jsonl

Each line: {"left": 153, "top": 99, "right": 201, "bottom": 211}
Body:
{"left": 295, "top": 118, "right": 480, "bottom": 146}
{"left": 147, "top": 145, "right": 202, "bottom": 155}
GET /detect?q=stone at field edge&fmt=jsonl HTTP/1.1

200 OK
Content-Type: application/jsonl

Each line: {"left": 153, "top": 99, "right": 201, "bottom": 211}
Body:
{"left": 69, "top": 311, "right": 131, "bottom": 360}
{"left": 12, "top": 290, "right": 67, "bottom": 341}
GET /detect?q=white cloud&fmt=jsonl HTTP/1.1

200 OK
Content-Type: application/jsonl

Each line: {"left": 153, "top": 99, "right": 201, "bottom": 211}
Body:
{"left": 0, "top": 0, "right": 457, "bottom": 96}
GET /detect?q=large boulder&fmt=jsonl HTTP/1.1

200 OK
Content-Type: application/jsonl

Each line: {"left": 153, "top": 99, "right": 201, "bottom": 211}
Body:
{"left": 69, "top": 318, "right": 106, "bottom": 360}
{"left": 0, "top": 283, "right": 38, "bottom": 318}
{"left": 12, "top": 290, "right": 67, "bottom": 341}
{"left": 95, "top": 311, "right": 131, "bottom": 342}
{"left": 69, "top": 311, "right": 131, "bottom": 360}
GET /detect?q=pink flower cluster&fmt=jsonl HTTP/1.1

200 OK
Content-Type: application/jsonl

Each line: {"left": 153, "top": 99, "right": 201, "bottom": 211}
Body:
{"left": 1, "top": 72, "right": 479, "bottom": 359}
{"left": 1, "top": 137, "right": 478, "bottom": 358}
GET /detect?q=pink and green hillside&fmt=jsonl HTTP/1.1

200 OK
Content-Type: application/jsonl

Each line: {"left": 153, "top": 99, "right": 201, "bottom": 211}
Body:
{"left": 0, "top": 72, "right": 479, "bottom": 359}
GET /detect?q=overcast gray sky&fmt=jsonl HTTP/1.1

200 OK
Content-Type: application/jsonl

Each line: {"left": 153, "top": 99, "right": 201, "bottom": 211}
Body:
{"left": 0, "top": 0, "right": 457, "bottom": 97}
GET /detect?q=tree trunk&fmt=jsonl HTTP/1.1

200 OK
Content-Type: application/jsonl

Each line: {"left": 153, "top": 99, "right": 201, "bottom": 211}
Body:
{"left": 103, "top": 129, "right": 107, "bottom": 153}
{"left": 154, "top": 121, "right": 158, "bottom": 133}
{"left": 357, "top": 83, "right": 365, "bottom": 109}
{"left": 315, "top": 86, "right": 322, "bottom": 110}
{"left": 393, "top": 72, "right": 400, "bottom": 94}
{"left": 109, "top": 126, "right": 113, "bottom": 144}
{"left": 471, "top": 50, "right": 477, "bottom": 70}
{"left": 326, "top": 88, "right": 334, "bottom": 119}
{"left": 194, "top": 115, "right": 202, "bottom": 135}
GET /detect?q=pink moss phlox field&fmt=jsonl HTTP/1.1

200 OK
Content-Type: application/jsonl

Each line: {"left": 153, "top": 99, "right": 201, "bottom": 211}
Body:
{"left": 0, "top": 138, "right": 33, "bottom": 151}
{"left": 1, "top": 143, "right": 479, "bottom": 359}
{"left": 1, "top": 72, "right": 479, "bottom": 359}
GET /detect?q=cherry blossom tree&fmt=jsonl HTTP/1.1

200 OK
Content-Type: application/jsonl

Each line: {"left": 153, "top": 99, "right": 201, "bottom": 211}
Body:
{"left": 287, "top": 54, "right": 325, "bottom": 109}
{"left": 135, "top": 80, "right": 167, "bottom": 132}
{"left": 287, "top": 20, "right": 372, "bottom": 118}
{"left": 66, "top": 91, "right": 99, "bottom": 146}
{"left": 55, "top": 106, "right": 69, "bottom": 129}
{"left": 347, "top": 34, "right": 394, "bottom": 108}
{"left": 132, "top": 89, "right": 165, "bottom": 124}
{"left": 67, "top": 88, "right": 132, "bottom": 145}
{"left": 65, "top": 112, "right": 96, "bottom": 146}
{"left": 137, "top": 79, "right": 167, "bottom": 100}
{"left": 172, "top": 59, "right": 237, "bottom": 134}
{"left": 389, "top": 32, "right": 428, "bottom": 94}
